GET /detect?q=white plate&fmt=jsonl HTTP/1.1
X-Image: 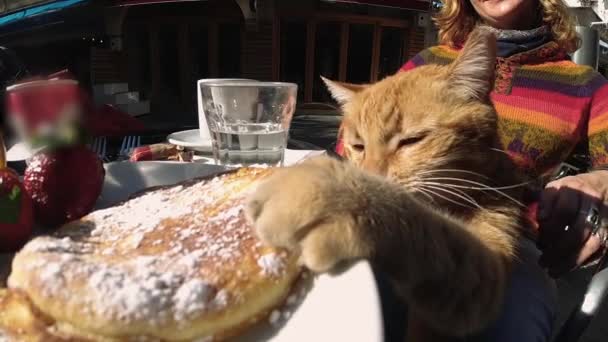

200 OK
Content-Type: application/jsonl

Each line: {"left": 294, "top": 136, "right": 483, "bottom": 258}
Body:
{"left": 98, "top": 161, "right": 383, "bottom": 342}
{"left": 167, "top": 129, "right": 213, "bottom": 153}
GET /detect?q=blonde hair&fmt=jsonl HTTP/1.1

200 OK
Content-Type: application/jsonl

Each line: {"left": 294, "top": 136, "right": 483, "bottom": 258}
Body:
{"left": 434, "top": 0, "right": 579, "bottom": 52}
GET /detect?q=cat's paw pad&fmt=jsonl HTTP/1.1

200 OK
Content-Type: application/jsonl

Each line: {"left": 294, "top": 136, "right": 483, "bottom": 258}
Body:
{"left": 245, "top": 162, "right": 330, "bottom": 248}
{"left": 245, "top": 157, "right": 361, "bottom": 272}
{"left": 297, "top": 223, "right": 351, "bottom": 272}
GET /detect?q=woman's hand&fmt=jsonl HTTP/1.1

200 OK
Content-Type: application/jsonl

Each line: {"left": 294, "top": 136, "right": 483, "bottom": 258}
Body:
{"left": 537, "top": 170, "right": 608, "bottom": 277}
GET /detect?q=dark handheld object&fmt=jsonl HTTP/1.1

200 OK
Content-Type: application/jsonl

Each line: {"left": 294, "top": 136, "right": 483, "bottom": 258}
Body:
{"left": 555, "top": 264, "right": 608, "bottom": 342}
{"left": 548, "top": 145, "right": 608, "bottom": 341}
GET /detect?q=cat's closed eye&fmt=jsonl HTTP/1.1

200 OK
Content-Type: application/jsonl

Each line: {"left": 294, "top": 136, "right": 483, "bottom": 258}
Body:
{"left": 397, "top": 135, "right": 427, "bottom": 149}
{"left": 351, "top": 144, "right": 365, "bottom": 152}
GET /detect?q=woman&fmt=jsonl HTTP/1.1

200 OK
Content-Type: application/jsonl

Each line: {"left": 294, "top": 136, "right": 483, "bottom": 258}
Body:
{"left": 391, "top": 0, "right": 608, "bottom": 340}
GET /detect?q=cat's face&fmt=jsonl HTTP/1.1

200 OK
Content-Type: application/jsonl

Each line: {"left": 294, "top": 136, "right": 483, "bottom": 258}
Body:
{"left": 325, "top": 28, "right": 498, "bottom": 189}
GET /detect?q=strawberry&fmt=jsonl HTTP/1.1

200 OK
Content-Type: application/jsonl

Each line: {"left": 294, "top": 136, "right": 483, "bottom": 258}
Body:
{"left": 0, "top": 135, "right": 33, "bottom": 252}
{"left": 24, "top": 145, "right": 105, "bottom": 227}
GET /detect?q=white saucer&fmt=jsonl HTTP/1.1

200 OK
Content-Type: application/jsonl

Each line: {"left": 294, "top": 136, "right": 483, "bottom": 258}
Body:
{"left": 167, "top": 129, "right": 213, "bottom": 153}
{"left": 6, "top": 142, "right": 39, "bottom": 162}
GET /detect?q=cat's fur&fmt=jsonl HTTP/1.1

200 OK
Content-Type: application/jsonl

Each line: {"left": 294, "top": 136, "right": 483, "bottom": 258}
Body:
{"left": 245, "top": 28, "right": 532, "bottom": 340}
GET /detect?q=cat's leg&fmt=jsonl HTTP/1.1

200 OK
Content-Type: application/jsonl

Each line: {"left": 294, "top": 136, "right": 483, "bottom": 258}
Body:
{"left": 372, "top": 208, "right": 515, "bottom": 338}
{"left": 246, "top": 156, "right": 517, "bottom": 337}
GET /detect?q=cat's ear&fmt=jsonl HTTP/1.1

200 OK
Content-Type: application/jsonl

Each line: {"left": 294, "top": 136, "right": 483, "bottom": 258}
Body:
{"left": 321, "top": 76, "right": 367, "bottom": 105}
{"left": 449, "top": 27, "right": 496, "bottom": 101}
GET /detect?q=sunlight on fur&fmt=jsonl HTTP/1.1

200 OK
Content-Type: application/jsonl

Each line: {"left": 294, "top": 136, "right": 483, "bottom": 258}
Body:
{"left": 246, "top": 27, "right": 533, "bottom": 341}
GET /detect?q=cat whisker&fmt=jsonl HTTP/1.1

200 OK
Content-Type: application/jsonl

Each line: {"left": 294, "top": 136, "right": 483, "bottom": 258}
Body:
{"left": 490, "top": 147, "right": 510, "bottom": 155}
{"left": 420, "top": 182, "right": 479, "bottom": 203}
{"left": 412, "top": 188, "right": 436, "bottom": 204}
{"left": 418, "top": 184, "right": 482, "bottom": 209}
{"left": 424, "top": 184, "right": 482, "bottom": 208}
{"left": 426, "top": 181, "right": 508, "bottom": 204}
{"left": 427, "top": 180, "right": 526, "bottom": 209}
{"left": 417, "top": 169, "right": 492, "bottom": 180}
{"left": 417, "top": 186, "right": 478, "bottom": 210}
{"left": 421, "top": 178, "right": 532, "bottom": 191}
{"left": 421, "top": 177, "right": 527, "bottom": 207}
{"left": 421, "top": 181, "right": 499, "bottom": 201}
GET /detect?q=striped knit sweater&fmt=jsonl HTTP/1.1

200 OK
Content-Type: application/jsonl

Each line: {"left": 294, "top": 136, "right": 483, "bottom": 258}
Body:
{"left": 336, "top": 41, "right": 608, "bottom": 181}
{"left": 399, "top": 41, "right": 608, "bottom": 179}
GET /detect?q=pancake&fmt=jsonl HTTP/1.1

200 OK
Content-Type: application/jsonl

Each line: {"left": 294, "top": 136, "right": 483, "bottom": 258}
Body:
{"left": 0, "top": 288, "right": 71, "bottom": 342}
{"left": 4, "top": 167, "right": 301, "bottom": 341}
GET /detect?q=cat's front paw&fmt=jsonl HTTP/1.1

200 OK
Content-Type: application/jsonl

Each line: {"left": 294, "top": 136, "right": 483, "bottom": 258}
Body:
{"left": 245, "top": 157, "right": 367, "bottom": 272}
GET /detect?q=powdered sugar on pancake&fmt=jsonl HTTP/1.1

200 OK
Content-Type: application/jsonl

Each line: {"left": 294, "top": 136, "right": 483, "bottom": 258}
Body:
{"left": 11, "top": 168, "right": 295, "bottom": 326}
{"left": 258, "top": 253, "right": 286, "bottom": 276}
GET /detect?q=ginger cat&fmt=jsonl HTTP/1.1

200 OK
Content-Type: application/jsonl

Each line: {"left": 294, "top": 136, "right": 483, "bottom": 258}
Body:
{"left": 245, "top": 28, "right": 532, "bottom": 340}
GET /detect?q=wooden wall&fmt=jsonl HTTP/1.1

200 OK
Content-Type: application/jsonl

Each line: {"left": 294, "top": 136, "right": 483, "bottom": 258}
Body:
{"left": 406, "top": 26, "right": 426, "bottom": 59}
{"left": 118, "top": 0, "right": 428, "bottom": 114}
{"left": 240, "top": 21, "right": 275, "bottom": 81}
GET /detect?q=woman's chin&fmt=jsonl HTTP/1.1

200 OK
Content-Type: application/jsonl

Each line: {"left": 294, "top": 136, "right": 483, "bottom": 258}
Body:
{"left": 471, "top": 0, "right": 536, "bottom": 30}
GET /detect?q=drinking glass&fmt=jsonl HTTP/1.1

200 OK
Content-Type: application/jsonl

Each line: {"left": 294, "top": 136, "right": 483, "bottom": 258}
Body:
{"left": 199, "top": 81, "right": 297, "bottom": 166}
{"left": 197, "top": 78, "right": 256, "bottom": 141}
